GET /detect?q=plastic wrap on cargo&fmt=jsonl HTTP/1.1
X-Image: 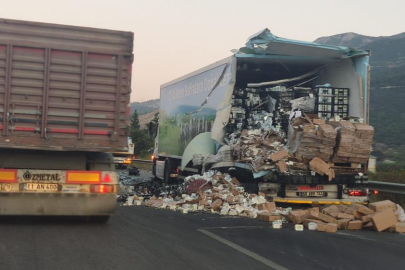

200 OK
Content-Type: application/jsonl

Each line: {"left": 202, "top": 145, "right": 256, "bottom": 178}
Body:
{"left": 266, "top": 95, "right": 277, "bottom": 112}
{"left": 286, "top": 122, "right": 302, "bottom": 154}
{"left": 290, "top": 96, "right": 315, "bottom": 112}
{"left": 192, "top": 154, "right": 204, "bottom": 166}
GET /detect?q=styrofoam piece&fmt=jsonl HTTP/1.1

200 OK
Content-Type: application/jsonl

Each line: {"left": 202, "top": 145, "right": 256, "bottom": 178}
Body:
{"left": 295, "top": 224, "right": 304, "bottom": 231}
{"left": 134, "top": 200, "right": 142, "bottom": 206}
{"left": 308, "top": 222, "right": 318, "bottom": 230}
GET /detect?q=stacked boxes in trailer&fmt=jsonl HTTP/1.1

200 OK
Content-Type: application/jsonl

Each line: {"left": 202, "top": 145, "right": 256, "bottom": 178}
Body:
{"left": 153, "top": 28, "right": 372, "bottom": 205}
{"left": 0, "top": 18, "right": 133, "bottom": 221}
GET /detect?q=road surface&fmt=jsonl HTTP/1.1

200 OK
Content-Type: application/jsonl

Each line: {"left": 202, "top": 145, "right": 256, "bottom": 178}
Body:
{"left": 0, "top": 206, "right": 404, "bottom": 270}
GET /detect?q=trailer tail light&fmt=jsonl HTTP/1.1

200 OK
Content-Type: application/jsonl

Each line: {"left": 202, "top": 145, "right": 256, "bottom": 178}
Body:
{"left": 348, "top": 189, "right": 368, "bottom": 196}
{"left": 90, "top": 184, "right": 114, "bottom": 193}
{"left": 124, "top": 158, "right": 131, "bottom": 164}
{"left": 66, "top": 171, "right": 101, "bottom": 184}
{"left": 151, "top": 155, "right": 155, "bottom": 160}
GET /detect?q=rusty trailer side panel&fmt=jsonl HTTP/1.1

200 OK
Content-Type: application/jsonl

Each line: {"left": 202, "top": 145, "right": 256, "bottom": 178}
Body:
{"left": 0, "top": 18, "right": 133, "bottom": 152}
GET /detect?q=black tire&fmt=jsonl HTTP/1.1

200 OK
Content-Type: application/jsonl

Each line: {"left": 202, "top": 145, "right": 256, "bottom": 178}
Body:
{"left": 91, "top": 215, "right": 110, "bottom": 223}
{"left": 163, "top": 159, "right": 171, "bottom": 183}
{"left": 152, "top": 159, "right": 157, "bottom": 177}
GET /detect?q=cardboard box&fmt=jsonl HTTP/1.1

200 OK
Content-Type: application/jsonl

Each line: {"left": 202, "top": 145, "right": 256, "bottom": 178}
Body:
{"left": 322, "top": 205, "right": 339, "bottom": 218}
{"left": 308, "top": 211, "right": 337, "bottom": 224}
{"left": 257, "top": 212, "right": 282, "bottom": 222}
{"left": 210, "top": 199, "right": 223, "bottom": 211}
{"left": 318, "top": 223, "right": 338, "bottom": 233}
{"left": 313, "top": 119, "right": 326, "bottom": 125}
{"left": 349, "top": 204, "right": 374, "bottom": 215}
{"left": 337, "top": 218, "right": 351, "bottom": 229}
{"left": 270, "top": 149, "right": 289, "bottom": 162}
{"left": 361, "top": 214, "right": 376, "bottom": 223}
{"left": 337, "top": 213, "right": 354, "bottom": 220}
{"left": 308, "top": 207, "right": 320, "bottom": 213}
{"left": 287, "top": 210, "right": 309, "bottom": 224}
{"left": 303, "top": 219, "right": 325, "bottom": 227}
{"left": 309, "top": 157, "right": 330, "bottom": 176}
{"left": 309, "top": 157, "right": 335, "bottom": 181}
{"left": 276, "top": 161, "right": 288, "bottom": 173}
{"left": 369, "top": 200, "right": 396, "bottom": 212}
{"left": 371, "top": 209, "right": 398, "bottom": 232}
{"left": 388, "top": 222, "right": 405, "bottom": 233}
{"left": 347, "top": 220, "right": 363, "bottom": 230}
{"left": 362, "top": 222, "right": 374, "bottom": 230}
{"left": 338, "top": 205, "right": 356, "bottom": 215}
{"left": 257, "top": 202, "right": 276, "bottom": 212}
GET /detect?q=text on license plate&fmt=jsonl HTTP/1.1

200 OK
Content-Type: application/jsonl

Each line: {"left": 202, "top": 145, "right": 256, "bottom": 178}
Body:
{"left": 301, "top": 191, "right": 325, "bottom": 197}
{"left": 26, "top": 183, "right": 59, "bottom": 191}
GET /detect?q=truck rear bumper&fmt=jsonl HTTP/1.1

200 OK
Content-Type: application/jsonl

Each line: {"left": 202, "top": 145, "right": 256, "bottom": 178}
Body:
{"left": 274, "top": 197, "right": 368, "bottom": 205}
{"left": 0, "top": 193, "right": 117, "bottom": 216}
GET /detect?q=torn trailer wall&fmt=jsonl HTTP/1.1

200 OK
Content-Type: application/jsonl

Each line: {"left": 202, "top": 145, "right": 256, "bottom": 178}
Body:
{"left": 158, "top": 28, "right": 372, "bottom": 189}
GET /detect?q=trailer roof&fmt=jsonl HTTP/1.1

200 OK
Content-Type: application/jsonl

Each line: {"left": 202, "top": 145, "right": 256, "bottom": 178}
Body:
{"left": 238, "top": 28, "right": 369, "bottom": 60}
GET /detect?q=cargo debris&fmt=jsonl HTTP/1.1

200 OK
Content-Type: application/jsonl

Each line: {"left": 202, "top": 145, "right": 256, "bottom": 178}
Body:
{"left": 119, "top": 170, "right": 404, "bottom": 235}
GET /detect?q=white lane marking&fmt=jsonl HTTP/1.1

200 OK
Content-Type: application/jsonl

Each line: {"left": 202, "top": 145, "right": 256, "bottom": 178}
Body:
{"left": 198, "top": 229, "right": 289, "bottom": 270}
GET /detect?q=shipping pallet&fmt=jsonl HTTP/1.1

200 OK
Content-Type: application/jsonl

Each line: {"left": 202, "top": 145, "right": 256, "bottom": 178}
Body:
{"left": 328, "top": 162, "right": 365, "bottom": 174}
{"left": 329, "top": 162, "right": 360, "bottom": 169}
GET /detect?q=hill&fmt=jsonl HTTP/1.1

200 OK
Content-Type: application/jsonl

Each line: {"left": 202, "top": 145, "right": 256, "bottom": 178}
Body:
{"left": 130, "top": 99, "right": 159, "bottom": 115}
{"left": 314, "top": 32, "right": 405, "bottom": 68}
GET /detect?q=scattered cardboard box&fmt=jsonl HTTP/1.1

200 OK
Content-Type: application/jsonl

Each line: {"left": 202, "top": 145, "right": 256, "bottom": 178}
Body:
{"left": 288, "top": 210, "right": 309, "bottom": 224}
{"left": 337, "top": 218, "right": 351, "bottom": 229}
{"left": 371, "top": 209, "right": 398, "bottom": 232}
{"left": 337, "top": 213, "right": 354, "bottom": 220}
{"left": 369, "top": 200, "right": 396, "bottom": 212}
{"left": 257, "top": 202, "right": 276, "bottom": 212}
{"left": 347, "top": 220, "right": 363, "bottom": 230}
{"left": 388, "top": 222, "right": 405, "bottom": 233}
{"left": 270, "top": 148, "right": 289, "bottom": 162}
{"left": 349, "top": 203, "right": 374, "bottom": 215}
{"left": 257, "top": 211, "right": 282, "bottom": 222}
{"left": 318, "top": 223, "right": 338, "bottom": 233}
{"left": 211, "top": 199, "right": 223, "bottom": 211}
{"left": 322, "top": 205, "right": 339, "bottom": 218}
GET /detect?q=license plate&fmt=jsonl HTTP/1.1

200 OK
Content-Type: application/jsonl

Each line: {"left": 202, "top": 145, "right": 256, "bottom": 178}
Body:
{"left": 26, "top": 183, "right": 59, "bottom": 192}
{"left": 301, "top": 191, "right": 325, "bottom": 197}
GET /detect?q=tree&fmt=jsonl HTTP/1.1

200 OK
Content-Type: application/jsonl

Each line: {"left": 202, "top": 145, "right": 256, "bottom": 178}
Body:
{"left": 129, "top": 110, "right": 154, "bottom": 157}
{"left": 129, "top": 110, "right": 140, "bottom": 138}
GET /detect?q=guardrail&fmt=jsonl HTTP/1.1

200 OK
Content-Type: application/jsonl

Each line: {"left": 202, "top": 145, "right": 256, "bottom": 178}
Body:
{"left": 368, "top": 181, "right": 405, "bottom": 196}
{"left": 131, "top": 159, "right": 153, "bottom": 171}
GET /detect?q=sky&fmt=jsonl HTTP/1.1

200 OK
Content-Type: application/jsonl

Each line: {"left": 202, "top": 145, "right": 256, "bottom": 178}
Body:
{"left": 0, "top": 0, "right": 404, "bottom": 102}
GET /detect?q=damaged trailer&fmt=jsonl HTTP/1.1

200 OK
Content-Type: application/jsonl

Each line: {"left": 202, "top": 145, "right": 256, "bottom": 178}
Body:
{"left": 152, "top": 28, "right": 372, "bottom": 205}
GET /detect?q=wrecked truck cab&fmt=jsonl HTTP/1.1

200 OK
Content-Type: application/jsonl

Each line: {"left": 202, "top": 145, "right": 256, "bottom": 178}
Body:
{"left": 154, "top": 28, "right": 372, "bottom": 204}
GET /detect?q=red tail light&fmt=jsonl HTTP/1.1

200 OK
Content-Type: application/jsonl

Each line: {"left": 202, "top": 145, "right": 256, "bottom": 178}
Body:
{"left": 373, "top": 190, "right": 379, "bottom": 195}
{"left": 90, "top": 184, "right": 114, "bottom": 193}
{"left": 348, "top": 189, "right": 367, "bottom": 196}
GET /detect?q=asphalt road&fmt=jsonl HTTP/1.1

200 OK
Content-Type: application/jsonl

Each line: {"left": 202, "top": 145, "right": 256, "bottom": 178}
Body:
{"left": 0, "top": 206, "right": 404, "bottom": 270}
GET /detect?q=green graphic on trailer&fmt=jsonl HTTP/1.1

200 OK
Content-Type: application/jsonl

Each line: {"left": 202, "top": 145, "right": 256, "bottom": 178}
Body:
{"left": 159, "top": 63, "right": 231, "bottom": 157}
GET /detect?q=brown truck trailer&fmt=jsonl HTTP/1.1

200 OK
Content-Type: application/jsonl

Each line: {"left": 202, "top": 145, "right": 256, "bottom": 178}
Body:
{"left": 0, "top": 18, "right": 133, "bottom": 221}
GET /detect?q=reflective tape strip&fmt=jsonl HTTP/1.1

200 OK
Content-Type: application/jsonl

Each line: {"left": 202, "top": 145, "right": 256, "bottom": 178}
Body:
{"left": 66, "top": 171, "right": 101, "bottom": 184}
{"left": 274, "top": 198, "right": 367, "bottom": 205}
{"left": 0, "top": 169, "right": 17, "bottom": 182}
